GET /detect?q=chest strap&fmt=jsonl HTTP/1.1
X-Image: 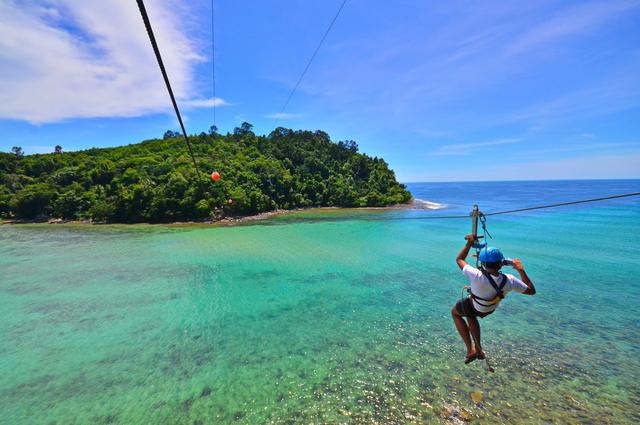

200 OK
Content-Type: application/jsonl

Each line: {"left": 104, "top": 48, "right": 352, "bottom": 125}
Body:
{"left": 469, "top": 271, "right": 507, "bottom": 307}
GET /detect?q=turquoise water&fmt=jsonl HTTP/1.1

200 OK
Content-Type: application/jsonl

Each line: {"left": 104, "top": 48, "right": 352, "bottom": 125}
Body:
{"left": 1, "top": 180, "right": 639, "bottom": 424}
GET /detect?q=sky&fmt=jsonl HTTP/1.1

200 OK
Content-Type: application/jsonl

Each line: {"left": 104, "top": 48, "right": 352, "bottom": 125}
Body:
{"left": 0, "top": 0, "right": 639, "bottom": 182}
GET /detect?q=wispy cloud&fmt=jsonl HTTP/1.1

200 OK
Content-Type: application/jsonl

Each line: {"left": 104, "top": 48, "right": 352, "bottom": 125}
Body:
{"left": 502, "top": 66, "right": 640, "bottom": 125}
{"left": 432, "top": 138, "right": 520, "bottom": 156}
{"left": 505, "top": 1, "right": 640, "bottom": 55}
{"left": 298, "top": 0, "right": 640, "bottom": 135}
{"left": 0, "top": 0, "right": 218, "bottom": 124}
{"left": 266, "top": 112, "right": 302, "bottom": 119}
{"left": 182, "top": 97, "right": 228, "bottom": 108}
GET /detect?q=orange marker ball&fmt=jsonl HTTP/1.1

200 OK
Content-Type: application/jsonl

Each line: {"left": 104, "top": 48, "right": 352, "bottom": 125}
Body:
{"left": 211, "top": 171, "right": 221, "bottom": 181}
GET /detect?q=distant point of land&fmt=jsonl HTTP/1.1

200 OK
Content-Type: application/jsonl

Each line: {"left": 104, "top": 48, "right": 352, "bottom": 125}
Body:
{"left": 0, "top": 125, "right": 411, "bottom": 223}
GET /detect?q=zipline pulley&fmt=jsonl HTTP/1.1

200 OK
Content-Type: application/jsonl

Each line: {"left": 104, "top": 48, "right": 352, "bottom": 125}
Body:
{"left": 470, "top": 205, "right": 487, "bottom": 249}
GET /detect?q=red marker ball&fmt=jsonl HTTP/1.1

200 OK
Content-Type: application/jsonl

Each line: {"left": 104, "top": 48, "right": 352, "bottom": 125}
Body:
{"left": 211, "top": 171, "right": 221, "bottom": 181}
{"left": 227, "top": 199, "right": 234, "bottom": 205}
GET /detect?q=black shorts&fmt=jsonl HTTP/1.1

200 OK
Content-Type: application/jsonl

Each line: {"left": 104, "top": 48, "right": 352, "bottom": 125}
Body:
{"left": 455, "top": 297, "right": 494, "bottom": 319}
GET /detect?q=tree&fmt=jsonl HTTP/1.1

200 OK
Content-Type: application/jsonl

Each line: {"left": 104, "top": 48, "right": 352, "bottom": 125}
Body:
{"left": 208, "top": 125, "right": 218, "bottom": 135}
{"left": 52, "top": 167, "right": 78, "bottom": 186}
{"left": 89, "top": 160, "right": 115, "bottom": 185}
{"left": 0, "top": 186, "right": 13, "bottom": 217}
{"left": 88, "top": 200, "right": 114, "bottom": 222}
{"left": 163, "top": 130, "right": 179, "bottom": 139}
{"left": 11, "top": 146, "right": 24, "bottom": 159}
{"left": 233, "top": 122, "right": 254, "bottom": 137}
{"left": 14, "top": 184, "right": 54, "bottom": 218}
{"left": 343, "top": 140, "right": 358, "bottom": 153}
{"left": 52, "top": 189, "right": 88, "bottom": 219}
{"left": 54, "top": 145, "right": 63, "bottom": 154}
{"left": 270, "top": 127, "right": 292, "bottom": 139}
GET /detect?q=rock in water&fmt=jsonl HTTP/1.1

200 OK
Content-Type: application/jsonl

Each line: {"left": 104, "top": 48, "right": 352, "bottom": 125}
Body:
{"left": 470, "top": 391, "right": 484, "bottom": 404}
{"left": 440, "top": 404, "right": 456, "bottom": 418}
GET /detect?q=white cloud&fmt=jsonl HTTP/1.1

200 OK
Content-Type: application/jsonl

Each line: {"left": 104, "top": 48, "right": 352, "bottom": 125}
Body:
{"left": 0, "top": 0, "right": 221, "bottom": 124}
{"left": 432, "top": 138, "right": 520, "bottom": 156}
{"left": 182, "top": 97, "right": 228, "bottom": 108}
{"left": 266, "top": 112, "right": 302, "bottom": 119}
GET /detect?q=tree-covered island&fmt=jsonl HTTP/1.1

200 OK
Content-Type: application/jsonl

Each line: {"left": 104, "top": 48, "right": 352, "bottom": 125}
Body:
{"left": 0, "top": 124, "right": 411, "bottom": 223}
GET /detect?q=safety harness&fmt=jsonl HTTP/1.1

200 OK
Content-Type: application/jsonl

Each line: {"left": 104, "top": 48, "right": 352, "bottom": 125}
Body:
{"left": 466, "top": 205, "right": 508, "bottom": 307}
{"left": 468, "top": 270, "right": 508, "bottom": 307}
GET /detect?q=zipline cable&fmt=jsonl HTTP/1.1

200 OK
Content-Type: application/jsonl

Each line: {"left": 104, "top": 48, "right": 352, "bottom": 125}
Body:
{"left": 273, "top": 0, "right": 348, "bottom": 129}
{"left": 135, "top": 0, "right": 201, "bottom": 178}
{"left": 363, "top": 191, "right": 640, "bottom": 221}
{"left": 362, "top": 191, "right": 640, "bottom": 221}
{"left": 289, "top": 192, "right": 640, "bottom": 222}
{"left": 482, "top": 192, "right": 640, "bottom": 216}
{"left": 211, "top": 0, "right": 216, "bottom": 127}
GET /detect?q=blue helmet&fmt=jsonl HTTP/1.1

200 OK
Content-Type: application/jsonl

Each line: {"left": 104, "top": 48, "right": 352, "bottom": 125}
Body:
{"left": 479, "top": 247, "right": 504, "bottom": 264}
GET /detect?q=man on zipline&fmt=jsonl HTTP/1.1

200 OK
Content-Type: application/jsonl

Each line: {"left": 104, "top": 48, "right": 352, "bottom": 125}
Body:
{"left": 451, "top": 235, "right": 536, "bottom": 364}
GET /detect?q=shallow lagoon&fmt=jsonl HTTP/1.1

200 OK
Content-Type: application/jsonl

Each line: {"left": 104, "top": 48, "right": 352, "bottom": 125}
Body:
{"left": 1, "top": 180, "right": 639, "bottom": 424}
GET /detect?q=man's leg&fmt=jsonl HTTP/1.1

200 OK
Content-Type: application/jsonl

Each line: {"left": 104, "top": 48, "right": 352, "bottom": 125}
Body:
{"left": 466, "top": 316, "right": 483, "bottom": 356}
{"left": 451, "top": 306, "right": 474, "bottom": 356}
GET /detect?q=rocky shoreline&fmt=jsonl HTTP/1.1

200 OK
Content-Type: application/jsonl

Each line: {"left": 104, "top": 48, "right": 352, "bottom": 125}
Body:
{"left": 0, "top": 209, "right": 296, "bottom": 227}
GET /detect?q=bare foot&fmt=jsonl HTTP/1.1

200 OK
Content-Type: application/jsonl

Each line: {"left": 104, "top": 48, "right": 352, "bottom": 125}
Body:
{"left": 464, "top": 350, "right": 478, "bottom": 364}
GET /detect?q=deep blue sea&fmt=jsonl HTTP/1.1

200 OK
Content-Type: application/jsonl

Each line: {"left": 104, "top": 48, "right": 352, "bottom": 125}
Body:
{"left": 1, "top": 179, "right": 639, "bottom": 424}
{"left": 406, "top": 179, "right": 640, "bottom": 215}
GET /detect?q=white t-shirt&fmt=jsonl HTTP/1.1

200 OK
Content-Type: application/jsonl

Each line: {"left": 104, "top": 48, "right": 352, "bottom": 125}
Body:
{"left": 462, "top": 264, "right": 528, "bottom": 313}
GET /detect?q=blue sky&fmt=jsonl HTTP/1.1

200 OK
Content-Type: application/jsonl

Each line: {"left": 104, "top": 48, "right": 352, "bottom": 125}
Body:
{"left": 1, "top": 0, "right": 639, "bottom": 182}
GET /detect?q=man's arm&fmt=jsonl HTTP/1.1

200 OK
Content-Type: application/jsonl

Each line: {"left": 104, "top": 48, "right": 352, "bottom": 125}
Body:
{"left": 456, "top": 235, "right": 476, "bottom": 270}
{"left": 512, "top": 259, "right": 536, "bottom": 295}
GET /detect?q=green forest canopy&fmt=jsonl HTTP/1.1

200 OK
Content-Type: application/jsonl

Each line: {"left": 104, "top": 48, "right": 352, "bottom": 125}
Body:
{"left": 0, "top": 124, "right": 411, "bottom": 222}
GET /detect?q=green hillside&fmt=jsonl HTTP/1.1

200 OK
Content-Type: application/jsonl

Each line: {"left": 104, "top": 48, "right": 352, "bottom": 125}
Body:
{"left": 0, "top": 124, "right": 411, "bottom": 222}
